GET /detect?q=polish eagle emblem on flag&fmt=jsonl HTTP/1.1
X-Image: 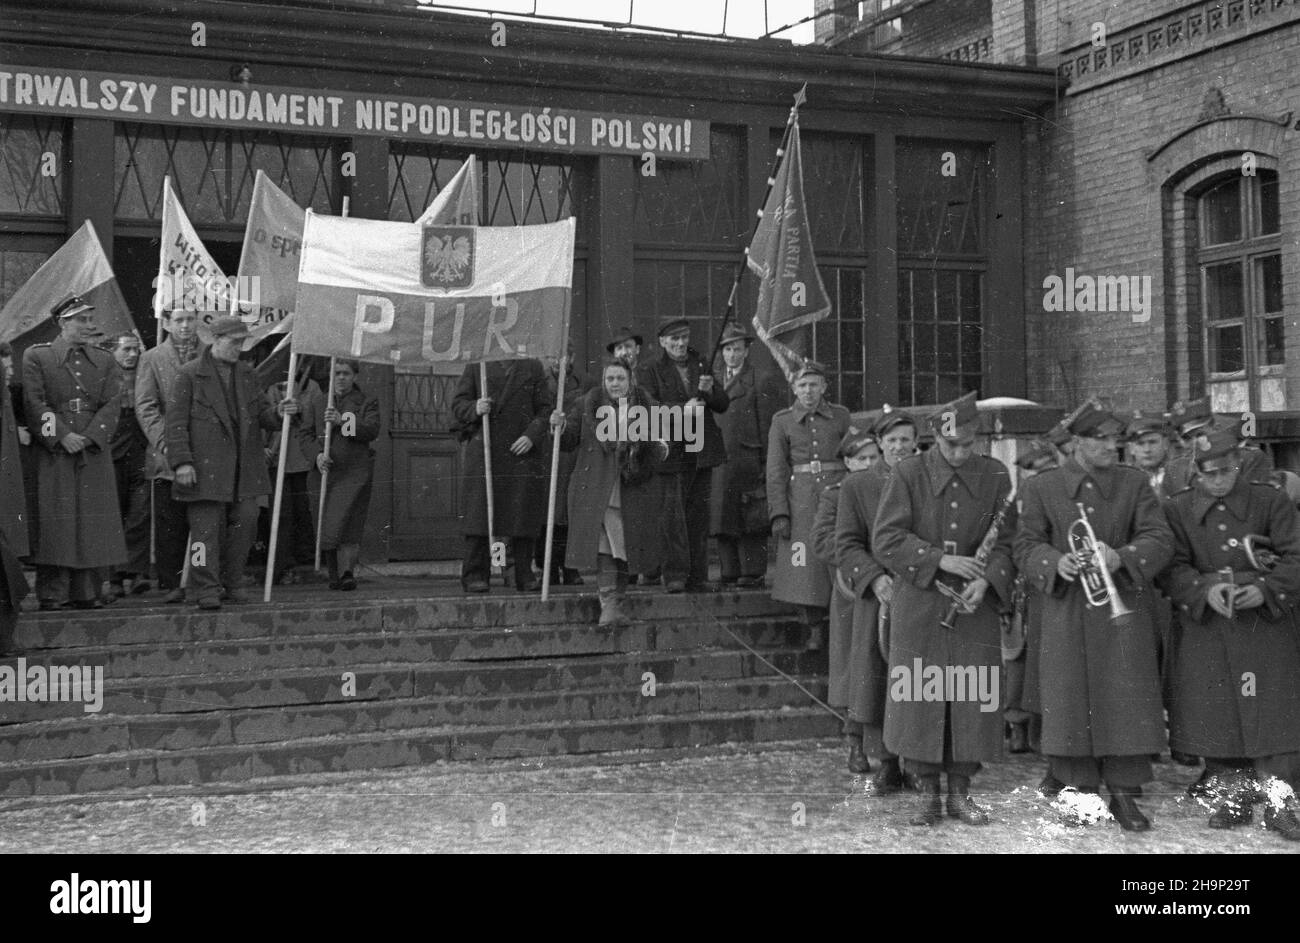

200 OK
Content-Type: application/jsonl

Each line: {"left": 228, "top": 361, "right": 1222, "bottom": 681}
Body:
{"left": 420, "top": 226, "right": 474, "bottom": 289}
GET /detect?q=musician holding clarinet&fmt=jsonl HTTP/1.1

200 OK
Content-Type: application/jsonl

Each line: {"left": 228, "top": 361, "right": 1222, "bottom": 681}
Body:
{"left": 1158, "top": 428, "right": 1300, "bottom": 841}
{"left": 873, "top": 392, "right": 1017, "bottom": 827}
{"left": 1013, "top": 402, "right": 1173, "bottom": 832}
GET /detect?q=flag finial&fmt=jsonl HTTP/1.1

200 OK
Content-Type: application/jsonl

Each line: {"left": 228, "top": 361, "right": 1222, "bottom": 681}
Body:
{"left": 792, "top": 83, "right": 808, "bottom": 110}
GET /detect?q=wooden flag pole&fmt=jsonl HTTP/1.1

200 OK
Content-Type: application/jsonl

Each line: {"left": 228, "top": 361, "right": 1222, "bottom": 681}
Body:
{"left": 263, "top": 349, "right": 299, "bottom": 603}
{"left": 480, "top": 360, "right": 497, "bottom": 579}
{"left": 540, "top": 350, "right": 569, "bottom": 603}
{"left": 313, "top": 197, "right": 348, "bottom": 572}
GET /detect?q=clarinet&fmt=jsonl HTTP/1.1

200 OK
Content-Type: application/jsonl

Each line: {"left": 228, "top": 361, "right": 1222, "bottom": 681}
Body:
{"left": 938, "top": 490, "right": 1017, "bottom": 630}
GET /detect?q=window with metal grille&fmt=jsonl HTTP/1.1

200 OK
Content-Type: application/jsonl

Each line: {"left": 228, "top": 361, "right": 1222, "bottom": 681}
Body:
{"left": 633, "top": 126, "right": 744, "bottom": 249}
{"left": 0, "top": 115, "right": 65, "bottom": 217}
{"left": 113, "top": 123, "right": 340, "bottom": 223}
{"left": 1197, "top": 169, "right": 1283, "bottom": 413}
{"left": 896, "top": 138, "right": 988, "bottom": 407}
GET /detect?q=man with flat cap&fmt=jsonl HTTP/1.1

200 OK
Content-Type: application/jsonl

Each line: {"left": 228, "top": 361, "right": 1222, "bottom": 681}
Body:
{"left": 874, "top": 391, "right": 1016, "bottom": 826}
{"left": 1004, "top": 439, "right": 1058, "bottom": 756}
{"left": 1159, "top": 428, "right": 1300, "bottom": 841}
{"left": 710, "top": 323, "right": 785, "bottom": 588}
{"left": 1014, "top": 401, "right": 1173, "bottom": 831}
{"left": 638, "top": 317, "right": 728, "bottom": 592}
{"left": 605, "top": 326, "right": 643, "bottom": 370}
{"left": 167, "top": 315, "right": 297, "bottom": 610}
{"left": 767, "top": 361, "right": 851, "bottom": 649}
{"left": 22, "top": 295, "right": 127, "bottom": 609}
{"left": 835, "top": 405, "right": 919, "bottom": 786}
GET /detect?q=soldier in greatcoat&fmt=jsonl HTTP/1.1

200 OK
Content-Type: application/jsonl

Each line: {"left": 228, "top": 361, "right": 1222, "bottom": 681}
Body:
{"left": 22, "top": 295, "right": 126, "bottom": 609}
{"left": 874, "top": 391, "right": 1016, "bottom": 826}
{"left": 710, "top": 324, "right": 785, "bottom": 588}
{"left": 836, "top": 407, "right": 919, "bottom": 790}
{"left": 810, "top": 426, "right": 879, "bottom": 773}
{"left": 767, "top": 361, "right": 851, "bottom": 651}
{"left": 1014, "top": 403, "right": 1173, "bottom": 832}
{"left": 1159, "top": 429, "right": 1300, "bottom": 841}
{"left": 1165, "top": 397, "right": 1273, "bottom": 492}
{"left": 451, "top": 358, "right": 551, "bottom": 593}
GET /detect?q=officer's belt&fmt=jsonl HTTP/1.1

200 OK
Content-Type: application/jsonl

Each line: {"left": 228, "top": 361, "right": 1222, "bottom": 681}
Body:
{"left": 63, "top": 397, "right": 99, "bottom": 413}
{"left": 791, "top": 461, "right": 845, "bottom": 474}
{"left": 1199, "top": 569, "right": 1266, "bottom": 582}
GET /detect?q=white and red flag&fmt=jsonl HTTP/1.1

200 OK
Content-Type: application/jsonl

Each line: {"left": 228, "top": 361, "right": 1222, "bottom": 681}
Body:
{"left": 291, "top": 213, "right": 574, "bottom": 374}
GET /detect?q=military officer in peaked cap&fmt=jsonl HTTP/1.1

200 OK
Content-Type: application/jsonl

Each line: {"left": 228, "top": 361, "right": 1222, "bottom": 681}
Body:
{"left": 767, "top": 360, "right": 851, "bottom": 650}
{"left": 1159, "top": 428, "right": 1300, "bottom": 841}
{"left": 1165, "top": 397, "right": 1274, "bottom": 493}
{"left": 1125, "top": 410, "right": 1174, "bottom": 499}
{"left": 1014, "top": 402, "right": 1174, "bottom": 831}
{"left": 22, "top": 294, "right": 127, "bottom": 609}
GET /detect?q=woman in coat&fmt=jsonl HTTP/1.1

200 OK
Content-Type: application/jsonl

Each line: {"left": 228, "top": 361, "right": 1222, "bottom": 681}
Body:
{"left": 300, "top": 360, "right": 381, "bottom": 591}
{"left": 552, "top": 357, "right": 667, "bottom": 625}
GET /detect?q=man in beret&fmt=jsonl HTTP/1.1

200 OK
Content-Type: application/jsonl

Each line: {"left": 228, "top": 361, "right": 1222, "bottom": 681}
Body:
{"left": 22, "top": 295, "right": 127, "bottom": 609}
{"left": 874, "top": 391, "right": 1015, "bottom": 826}
{"left": 767, "top": 361, "right": 851, "bottom": 648}
{"left": 710, "top": 324, "right": 785, "bottom": 589}
{"left": 1015, "top": 402, "right": 1174, "bottom": 831}
{"left": 605, "top": 326, "right": 643, "bottom": 370}
{"left": 1004, "top": 439, "right": 1058, "bottom": 756}
{"left": 637, "top": 317, "right": 728, "bottom": 592}
{"left": 1160, "top": 429, "right": 1300, "bottom": 840}
{"left": 167, "top": 316, "right": 297, "bottom": 610}
{"left": 836, "top": 405, "right": 919, "bottom": 786}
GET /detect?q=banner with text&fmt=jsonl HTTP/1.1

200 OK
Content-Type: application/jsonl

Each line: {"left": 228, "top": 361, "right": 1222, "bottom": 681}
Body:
{"left": 0, "top": 67, "right": 709, "bottom": 160}
{"left": 237, "top": 170, "right": 304, "bottom": 350}
{"left": 293, "top": 213, "right": 574, "bottom": 375}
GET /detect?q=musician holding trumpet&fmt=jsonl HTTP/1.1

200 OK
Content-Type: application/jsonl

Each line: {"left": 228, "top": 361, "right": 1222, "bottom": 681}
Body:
{"left": 1158, "top": 428, "right": 1300, "bottom": 841}
{"left": 1014, "top": 403, "right": 1174, "bottom": 832}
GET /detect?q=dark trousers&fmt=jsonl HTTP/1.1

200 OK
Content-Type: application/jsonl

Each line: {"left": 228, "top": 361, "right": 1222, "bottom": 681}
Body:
{"left": 36, "top": 566, "right": 99, "bottom": 605}
{"left": 185, "top": 499, "right": 260, "bottom": 601}
{"left": 1048, "top": 754, "right": 1152, "bottom": 791}
{"left": 271, "top": 470, "right": 314, "bottom": 578}
{"left": 151, "top": 479, "right": 191, "bottom": 590}
{"left": 534, "top": 522, "right": 572, "bottom": 576}
{"left": 717, "top": 534, "right": 767, "bottom": 582}
{"left": 660, "top": 465, "right": 712, "bottom": 585}
{"left": 906, "top": 703, "right": 980, "bottom": 777}
{"left": 114, "top": 457, "right": 151, "bottom": 579}
{"left": 1206, "top": 754, "right": 1300, "bottom": 786}
{"left": 463, "top": 535, "right": 534, "bottom": 589}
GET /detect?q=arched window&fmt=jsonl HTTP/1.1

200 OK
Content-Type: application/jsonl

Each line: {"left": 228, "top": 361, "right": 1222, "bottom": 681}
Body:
{"left": 1197, "top": 169, "right": 1282, "bottom": 412}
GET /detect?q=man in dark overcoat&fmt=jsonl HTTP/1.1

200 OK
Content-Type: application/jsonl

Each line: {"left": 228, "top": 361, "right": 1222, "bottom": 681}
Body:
{"left": 874, "top": 391, "right": 1016, "bottom": 826}
{"left": 767, "top": 361, "right": 851, "bottom": 650}
{"left": 1165, "top": 397, "right": 1272, "bottom": 492}
{"left": 167, "top": 316, "right": 295, "bottom": 610}
{"left": 1014, "top": 402, "right": 1174, "bottom": 832}
{"left": 637, "top": 317, "right": 728, "bottom": 592}
{"left": 107, "top": 332, "right": 151, "bottom": 596}
{"left": 451, "top": 357, "right": 551, "bottom": 593}
{"left": 710, "top": 324, "right": 784, "bottom": 588}
{"left": 136, "top": 306, "right": 205, "bottom": 602}
{"left": 1159, "top": 429, "right": 1300, "bottom": 841}
{"left": 836, "top": 407, "right": 918, "bottom": 790}
{"left": 1, "top": 372, "right": 29, "bottom": 653}
{"left": 22, "top": 295, "right": 126, "bottom": 609}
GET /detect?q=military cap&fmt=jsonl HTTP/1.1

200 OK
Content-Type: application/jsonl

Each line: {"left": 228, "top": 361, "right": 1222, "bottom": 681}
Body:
{"left": 791, "top": 360, "right": 828, "bottom": 382}
{"left": 874, "top": 404, "right": 916, "bottom": 438}
{"left": 1168, "top": 396, "right": 1213, "bottom": 435}
{"left": 209, "top": 315, "right": 251, "bottom": 339}
{"left": 1193, "top": 428, "right": 1242, "bottom": 465}
{"left": 605, "top": 325, "right": 643, "bottom": 354}
{"left": 1068, "top": 401, "right": 1125, "bottom": 438}
{"left": 51, "top": 294, "right": 94, "bottom": 320}
{"left": 838, "top": 425, "right": 878, "bottom": 460}
{"left": 929, "top": 390, "right": 979, "bottom": 435}
{"left": 1015, "top": 439, "right": 1057, "bottom": 471}
{"left": 717, "top": 323, "right": 753, "bottom": 348}
{"left": 656, "top": 317, "right": 690, "bottom": 339}
{"left": 1125, "top": 409, "right": 1170, "bottom": 441}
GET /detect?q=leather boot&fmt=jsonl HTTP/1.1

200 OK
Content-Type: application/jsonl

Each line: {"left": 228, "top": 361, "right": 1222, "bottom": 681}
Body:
{"left": 847, "top": 738, "right": 871, "bottom": 775}
{"left": 597, "top": 554, "right": 630, "bottom": 627}
{"left": 1038, "top": 772, "right": 1066, "bottom": 798}
{"left": 946, "top": 774, "right": 990, "bottom": 825}
{"left": 1109, "top": 788, "right": 1152, "bottom": 832}
{"left": 1006, "top": 721, "right": 1031, "bottom": 754}
{"left": 909, "top": 775, "right": 943, "bottom": 826}
{"left": 869, "top": 756, "right": 906, "bottom": 795}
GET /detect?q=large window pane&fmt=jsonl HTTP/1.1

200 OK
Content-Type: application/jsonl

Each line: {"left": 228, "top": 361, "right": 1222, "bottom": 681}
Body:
{"left": 1210, "top": 324, "right": 1245, "bottom": 374}
{"left": 1259, "top": 171, "right": 1279, "bottom": 236}
{"left": 897, "top": 140, "right": 987, "bottom": 256}
{"left": 0, "top": 115, "right": 65, "bottom": 216}
{"left": 1258, "top": 254, "right": 1282, "bottom": 314}
{"left": 1260, "top": 316, "right": 1285, "bottom": 368}
{"left": 634, "top": 126, "right": 743, "bottom": 248}
{"left": 1201, "top": 176, "right": 1242, "bottom": 245}
{"left": 1204, "top": 262, "right": 1244, "bottom": 322}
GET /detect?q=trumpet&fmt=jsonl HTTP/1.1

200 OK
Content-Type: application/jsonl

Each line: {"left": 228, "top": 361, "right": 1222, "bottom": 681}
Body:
{"left": 1244, "top": 534, "right": 1278, "bottom": 572}
{"left": 1067, "top": 502, "right": 1134, "bottom": 621}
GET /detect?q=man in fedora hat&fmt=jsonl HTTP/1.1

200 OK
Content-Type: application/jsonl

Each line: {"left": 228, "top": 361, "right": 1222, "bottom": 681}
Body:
{"left": 605, "top": 326, "right": 644, "bottom": 369}
{"left": 638, "top": 317, "right": 729, "bottom": 592}
{"left": 22, "top": 294, "right": 127, "bottom": 609}
{"left": 709, "top": 323, "right": 785, "bottom": 588}
{"left": 167, "top": 315, "right": 298, "bottom": 610}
